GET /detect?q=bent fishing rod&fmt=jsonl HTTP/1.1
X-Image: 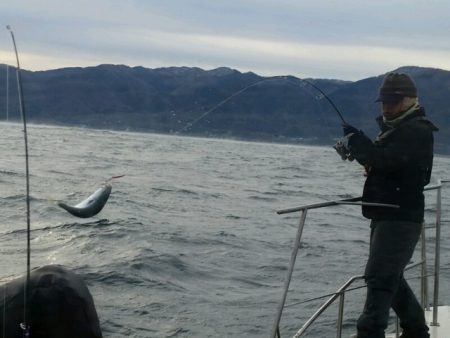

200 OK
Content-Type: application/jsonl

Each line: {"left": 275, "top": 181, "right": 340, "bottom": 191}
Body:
{"left": 177, "top": 74, "right": 348, "bottom": 134}
{"left": 7, "top": 25, "right": 31, "bottom": 337}
{"left": 290, "top": 77, "right": 347, "bottom": 124}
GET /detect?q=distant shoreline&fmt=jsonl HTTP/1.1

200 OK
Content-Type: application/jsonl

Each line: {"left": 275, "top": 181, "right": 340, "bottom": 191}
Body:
{"left": 2, "top": 119, "right": 448, "bottom": 156}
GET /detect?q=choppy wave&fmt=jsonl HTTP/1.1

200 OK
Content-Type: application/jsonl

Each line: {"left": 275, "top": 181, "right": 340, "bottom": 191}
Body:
{"left": 0, "top": 122, "right": 449, "bottom": 337}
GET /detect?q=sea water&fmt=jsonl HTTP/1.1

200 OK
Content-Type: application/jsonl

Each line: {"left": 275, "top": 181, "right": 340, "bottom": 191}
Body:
{"left": 0, "top": 122, "right": 449, "bottom": 337}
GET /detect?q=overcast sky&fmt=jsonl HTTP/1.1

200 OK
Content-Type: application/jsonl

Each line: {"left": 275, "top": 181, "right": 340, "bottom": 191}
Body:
{"left": 1, "top": 0, "right": 449, "bottom": 80}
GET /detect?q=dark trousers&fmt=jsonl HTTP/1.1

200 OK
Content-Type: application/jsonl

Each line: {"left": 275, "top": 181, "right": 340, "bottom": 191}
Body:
{"left": 356, "top": 220, "right": 430, "bottom": 338}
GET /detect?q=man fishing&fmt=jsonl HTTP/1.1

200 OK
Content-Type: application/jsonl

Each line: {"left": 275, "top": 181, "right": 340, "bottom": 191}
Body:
{"left": 334, "top": 73, "right": 438, "bottom": 338}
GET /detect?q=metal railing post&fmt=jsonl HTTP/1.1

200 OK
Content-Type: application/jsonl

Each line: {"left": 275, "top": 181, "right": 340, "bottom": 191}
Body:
{"left": 336, "top": 292, "right": 345, "bottom": 338}
{"left": 270, "top": 209, "right": 308, "bottom": 338}
{"left": 420, "top": 222, "right": 429, "bottom": 310}
{"left": 431, "top": 182, "right": 442, "bottom": 326}
{"left": 292, "top": 275, "right": 364, "bottom": 338}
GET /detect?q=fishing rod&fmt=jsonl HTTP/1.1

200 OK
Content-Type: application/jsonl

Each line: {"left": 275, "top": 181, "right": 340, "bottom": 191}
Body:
{"left": 6, "top": 25, "right": 31, "bottom": 337}
{"left": 177, "top": 74, "right": 347, "bottom": 134}
{"left": 288, "top": 77, "right": 347, "bottom": 124}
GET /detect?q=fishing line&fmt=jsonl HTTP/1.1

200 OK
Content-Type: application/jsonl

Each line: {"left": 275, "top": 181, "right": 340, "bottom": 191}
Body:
{"left": 176, "top": 75, "right": 347, "bottom": 135}
{"left": 107, "top": 174, "right": 125, "bottom": 182}
{"left": 5, "top": 64, "right": 9, "bottom": 121}
{"left": 6, "top": 25, "right": 31, "bottom": 337}
{"left": 176, "top": 77, "right": 275, "bottom": 134}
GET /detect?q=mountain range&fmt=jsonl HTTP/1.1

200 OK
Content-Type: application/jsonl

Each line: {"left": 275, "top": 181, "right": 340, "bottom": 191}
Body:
{"left": 0, "top": 64, "right": 448, "bottom": 153}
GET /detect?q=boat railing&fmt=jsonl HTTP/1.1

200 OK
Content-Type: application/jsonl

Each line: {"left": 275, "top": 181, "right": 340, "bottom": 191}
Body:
{"left": 271, "top": 178, "right": 450, "bottom": 338}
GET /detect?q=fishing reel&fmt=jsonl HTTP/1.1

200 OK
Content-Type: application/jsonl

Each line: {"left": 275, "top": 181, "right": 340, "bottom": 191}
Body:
{"left": 333, "top": 138, "right": 354, "bottom": 161}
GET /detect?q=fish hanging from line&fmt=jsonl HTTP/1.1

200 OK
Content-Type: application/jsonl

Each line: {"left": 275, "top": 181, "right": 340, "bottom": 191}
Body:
{"left": 58, "top": 184, "right": 112, "bottom": 218}
{"left": 57, "top": 175, "right": 124, "bottom": 218}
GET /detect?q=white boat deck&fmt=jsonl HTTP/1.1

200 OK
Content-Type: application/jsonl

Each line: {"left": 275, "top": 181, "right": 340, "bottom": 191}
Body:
{"left": 426, "top": 306, "right": 450, "bottom": 338}
{"left": 386, "top": 306, "right": 450, "bottom": 338}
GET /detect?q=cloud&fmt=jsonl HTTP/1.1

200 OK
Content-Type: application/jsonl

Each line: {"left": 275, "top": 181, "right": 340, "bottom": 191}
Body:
{"left": 1, "top": 0, "right": 450, "bottom": 80}
{"left": 3, "top": 27, "right": 449, "bottom": 80}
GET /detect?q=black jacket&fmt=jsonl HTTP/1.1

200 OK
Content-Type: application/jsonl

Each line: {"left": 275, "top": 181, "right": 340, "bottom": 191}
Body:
{"left": 348, "top": 107, "right": 438, "bottom": 222}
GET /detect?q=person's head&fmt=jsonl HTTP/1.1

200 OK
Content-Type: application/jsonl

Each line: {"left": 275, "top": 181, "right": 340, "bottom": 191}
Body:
{"left": 376, "top": 73, "right": 418, "bottom": 120}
